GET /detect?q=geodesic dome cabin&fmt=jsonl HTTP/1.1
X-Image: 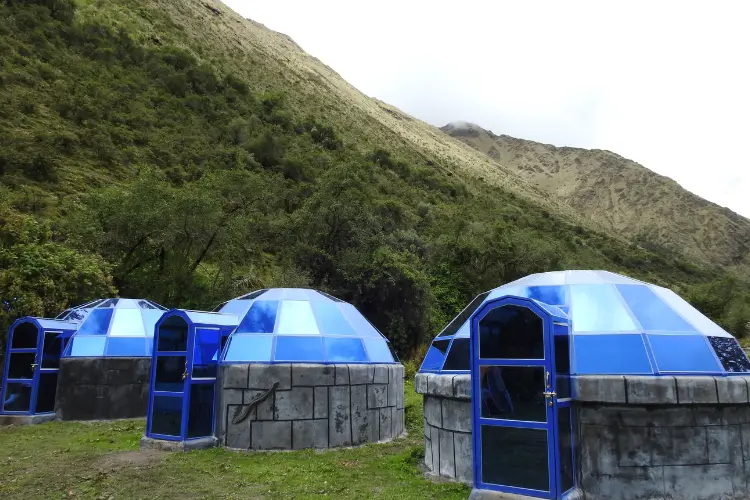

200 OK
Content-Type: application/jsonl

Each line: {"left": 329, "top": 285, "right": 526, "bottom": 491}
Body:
{"left": 414, "top": 270, "right": 750, "bottom": 500}
{"left": 1, "top": 315, "right": 80, "bottom": 425}
{"left": 55, "top": 298, "right": 168, "bottom": 421}
{"left": 143, "top": 288, "right": 405, "bottom": 452}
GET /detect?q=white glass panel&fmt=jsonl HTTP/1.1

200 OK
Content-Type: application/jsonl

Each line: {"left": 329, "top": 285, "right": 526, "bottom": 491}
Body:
{"left": 652, "top": 286, "right": 732, "bottom": 338}
{"left": 276, "top": 300, "right": 320, "bottom": 335}
{"left": 109, "top": 309, "right": 146, "bottom": 337}
{"left": 218, "top": 300, "right": 253, "bottom": 318}
{"left": 569, "top": 284, "right": 638, "bottom": 333}
{"left": 116, "top": 299, "right": 140, "bottom": 309}
{"left": 454, "top": 322, "right": 471, "bottom": 338}
{"left": 141, "top": 310, "right": 166, "bottom": 338}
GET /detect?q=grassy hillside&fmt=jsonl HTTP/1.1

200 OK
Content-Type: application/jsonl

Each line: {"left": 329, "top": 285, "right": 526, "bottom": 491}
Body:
{"left": 442, "top": 121, "right": 750, "bottom": 277}
{"left": 1, "top": 0, "right": 748, "bottom": 363}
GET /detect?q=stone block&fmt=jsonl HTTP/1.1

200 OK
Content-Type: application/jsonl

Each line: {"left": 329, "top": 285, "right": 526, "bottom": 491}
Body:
{"left": 251, "top": 420, "right": 292, "bottom": 450}
{"left": 329, "top": 386, "right": 351, "bottom": 447}
{"left": 134, "top": 358, "right": 151, "bottom": 384}
{"left": 367, "top": 384, "right": 388, "bottom": 409}
{"left": 247, "top": 363, "right": 291, "bottom": 390}
{"left": 222, "top": 364, "right": 248, "bottom": 389}
{"left": 693, "top": 407, "right": 724, "bottom": 426}
{"left": 438, "top": 428, "right": 455, "bottom": 478}
{"left": 395, "top": 408, "right": 405, "bottom": 437}
{"left": 741, "top": 423, "right": 750, "bottom": 460}
{"left": 414, "top": 373, "right": 428, "bottom": 394}
{"left": 314, "top": 419, "right": 329, "bottom": 449}
{"left": 441, "top": 398, "right": 471, "bottom": 433}
{"left": 572, "top": 375, "right": 627, "bottom": 403}
{"left": 428, "top": 373, "right": 454, "bottom": 398}
{"left": 676, "top": 376, "right": 718, "bottom": 404}
{"left": 223, "top": 389, "right": 244, "bottom": 407}
{"left": 707, "top": 425, "right": 740, "bottom": 464}
{"left": 453, "top": 431, "right": 473, "bottom": 485}
{"left": 388, "top": 372, "right": 399, "bottom": 407}
{"left": 368, "top": 409, "right": 380, "bottom": 443}
{"left": 430, "top": 425, "right": 441, "bottom": 472}
{"left": 722, "top": 406, "right": 750, "bottom": 425}
{"left": 424, "top": 434, "right": 435, "bottom": 472}
{"left": 617, "top": 427, "right": 653, "bottom": 467}
{"left": 716, "top": 377, "right": 748, "bottom": 404}
{"left": 626, "top": 375, "right": 677, "bottom": 404}
{"left": 334, "top": 365, "right": 350, "bottom": 385}
{"left": 652, "top": 427, "right": 708, "bottom": 466}
{"left": 292, "top": 364, "right": 334, "bottom": 386}
{"left": 579, "top": 424, "right": 618, "bottom": 475}
{"left": 582, "top": 465, "right": 664, "bottom": 500}
{"left": 292, "top": 420, "right": 314, "bottom": 450}
{"left": 380, "top": 407, "right": 393, "bottom": 440}
{"left": 424, "top": 395, "right": 442, "bottom": 427}
{"left": 225, "top": 405, "right": 251, "bottom": 449}
{"left": 350, "top": 384, "right": 369, "bottom": 445}
{"left": 397, "top": 375, "right": 405, "bottom": 409}
{"left": 664, "top": 463, "right": 734, "bottom": 500}
{"left": 614, "top": 406, "right": 693, "bottom": 427}
{"left": 453, "top": 375, "right": 471, "bottom": 399}
{"left": 349, "top": 364, "right": 374, "bottom": 385}
{"left": 243, "top": 389, "right": 275, "bottom": 420}
{"left": 577, "top": 406, "right": 611, "bottom": 426}
{"left": 374, "top": 365, "right": 389, "bottom": 384}
{"left": 314, "top": 386, "right": 328, "bottom": 419}
{"left": 274, "top": 387, "right": 313, "bottom": 420}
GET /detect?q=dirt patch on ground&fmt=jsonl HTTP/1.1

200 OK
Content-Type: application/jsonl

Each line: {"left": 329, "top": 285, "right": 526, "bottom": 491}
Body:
{"left": 94, "top": 449, "right": 166, "bottom": 472}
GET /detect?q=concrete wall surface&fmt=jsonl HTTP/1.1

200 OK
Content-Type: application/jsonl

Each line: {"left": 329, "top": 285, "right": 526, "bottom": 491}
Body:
{"left": 415, "top": 373, "right": 473, "bottom": 485}
{"left": 216, "top": 363, "right": 405, "bottom": 450}
{"left": 55, "top": 357, "right": 150, "bottom": 420}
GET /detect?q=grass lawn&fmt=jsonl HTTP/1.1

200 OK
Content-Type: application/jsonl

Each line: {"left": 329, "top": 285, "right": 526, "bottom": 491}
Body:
{"left": 0, "top": 381, "right": 469, "bottom": 499}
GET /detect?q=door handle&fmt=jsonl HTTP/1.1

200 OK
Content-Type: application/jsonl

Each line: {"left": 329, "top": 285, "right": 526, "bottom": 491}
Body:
{"left": 543, "top": 390, "right": 556, "bottom": 407}
{"left": 182, "top": 360, "right": 188, "bottom": 381}
{"left": 30, "top": 363, "right": 38, "bottom": 371}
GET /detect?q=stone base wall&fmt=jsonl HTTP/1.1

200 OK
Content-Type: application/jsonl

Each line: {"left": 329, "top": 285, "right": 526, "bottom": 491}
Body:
{"left": 575, "top": 375, "right": 750, "bottom": 500}
{"left": 216, "top": 363, "right": 405, "bottom": 450}
{"left": 55, "top": 357, "right": 150, "bottom": 421}
{"left": 415, "top": 373, "right": 473, "bottom": 485}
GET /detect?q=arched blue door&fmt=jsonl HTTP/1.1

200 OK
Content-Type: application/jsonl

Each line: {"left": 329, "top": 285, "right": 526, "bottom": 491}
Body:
{"left": 471, "top": 296, "right": 575, "bottom": 499}
{"left": 1, "top": 320, "right": 70, "bottom": 416}
{"left": 146, "top": 314, "right": 220, "bottom": 441}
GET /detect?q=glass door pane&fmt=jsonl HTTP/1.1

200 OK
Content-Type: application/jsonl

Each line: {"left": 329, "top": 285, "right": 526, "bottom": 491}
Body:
{"left": 187, "top": 384, "right": 215, "bottom": 438}
{"left": 191, "top": 328, "right": 219, "bottom": 379}
{"left": 481, "top": 425, "right": 550, "bottom": 491}
{"left": 479, "top": 366, "right": 547, "bottom": 422}
{"left": 154, "top": 356, "right": 187, "bottom": 392}
{"left": 3, "top": 382, "right": 32, "bottom": 412}
{"left": 557, "top": 406, "right": 575, "bottom": 493}
{"left": 35, "top": 372, "right": 58, "bottom": 413}
{"left": 41, "top": 331, "right": 64, "bottom": 369}
{"left": 7, "top": 353, "right": 36, "bottom": 380}
{"left": 151, "top": 395, "right": 183, "bottom": 436}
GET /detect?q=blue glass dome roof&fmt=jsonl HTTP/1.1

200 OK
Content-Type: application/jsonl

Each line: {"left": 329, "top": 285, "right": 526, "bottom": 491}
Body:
{"left": 220, "top": 288, "right": 397, "bottom": 364}
{"left": 420, "top": 270, "right": 750, "bottom": 376}
{"left": 62, "top": 298, "right": 167, "bottom": 358}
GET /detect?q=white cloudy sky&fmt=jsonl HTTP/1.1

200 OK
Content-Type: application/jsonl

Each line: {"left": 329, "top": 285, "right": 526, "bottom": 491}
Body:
{"left": 223, "top": 0, "right": 750, "bottom": 218}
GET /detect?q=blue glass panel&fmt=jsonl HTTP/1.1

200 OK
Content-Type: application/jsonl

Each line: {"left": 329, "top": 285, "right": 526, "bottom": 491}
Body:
{"left": 105, "top": 337, "right": 148, "bottom": 357}
{"left": 364, "top": 338, "right": 395, "bottom": 363}
{"left": 77, "top": 309, "right": 114, "bottom": 335}
{"left": 526, "top": 286, "right": 567, "bottom": 306}
{"left": 312, "top": 302, "right": 356, "bottom": 336}
{"left": 572, "top": 334, "right": 653, "bottom": 375}
{"left": 648, "top": 334, "right": 721, "bottom": 373}
{"left": 141, "top": 310, "right": 166, "bottom": 336}
{"left": 616, "top": 285, "right": 696, "bottom": 332}
{"left": 193, "top": 328, "right": 220, "bottom": 377}
{"left": 69, "top": 336, "right": 106, "bottom": 356}
{"left": 338, "top": 304, "right": 381, "bottom": 337}
{"left": 281, "top": 289, "right": 319, "bottom": 301}
{"left": 569, "top": 285, "right": 637, "bottom": 332}
{"left": 652, "top": 287, "right": 729, "bottom": 337}
{"left": 324, "top": 337, "right": 367, "bottom": 362}
{"left": 218, "top": 300, "right": 253, "bottom": 318}
{"left": 223, "top": 335, "right": 273, "bottom": 362}
{"left": 274, "top": 336, "right": 324, "bottom": 362}
{"left": 454, "top": 322, "right": 470, "bottom": 338}
{"left": 277, "top": 300, "right": 320, "bottom": 335}
{"left": 236, "top": 301, "right": 279, "bottom": 334}
{"left": 109, "top": 309, "right": 146, "bottom": 337}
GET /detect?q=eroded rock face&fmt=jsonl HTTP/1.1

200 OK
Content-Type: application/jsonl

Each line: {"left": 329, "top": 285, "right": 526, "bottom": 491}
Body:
{"left": 217, "top": 363, "right": 405, "bottom": 451}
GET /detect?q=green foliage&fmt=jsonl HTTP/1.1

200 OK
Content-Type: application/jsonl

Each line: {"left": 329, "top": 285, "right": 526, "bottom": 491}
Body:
{"left": 687, "top": 276, "right": 750, "bottom": 337}
{"left": 0, "top": 0, "right": 748, "bottom": 370}
{"left": 0, "top": 193, "right": 115, "bottom": 363}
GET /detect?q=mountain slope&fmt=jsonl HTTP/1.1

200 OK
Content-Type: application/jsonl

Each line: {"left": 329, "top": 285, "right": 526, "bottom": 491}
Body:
{"left": 442, "top": 121, "right": 750, "bottom": 275}
{"left": 1, "top": 0, "right": 748, "bottom": 358}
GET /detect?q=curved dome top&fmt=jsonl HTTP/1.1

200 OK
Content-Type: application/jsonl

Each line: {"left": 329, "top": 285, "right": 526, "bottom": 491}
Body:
{"left": 220, "top": 288, "right": 397, "bottom": 364}
{"left": 420, "top": 270, "right": 750, "bottom": 376}
{"left": 62, "top": 298, "right": 167, "bottom": 358}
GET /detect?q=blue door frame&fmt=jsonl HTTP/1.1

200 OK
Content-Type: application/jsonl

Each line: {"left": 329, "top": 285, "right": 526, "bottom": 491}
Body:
{"left": 146, "top": 315, "right": 221, "bottom": 441}
{"left": 1, "top": 320, "right": 71, "bottom": 416}
{"left": 471, "top": 296, "right": 576, "bottom": 499}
